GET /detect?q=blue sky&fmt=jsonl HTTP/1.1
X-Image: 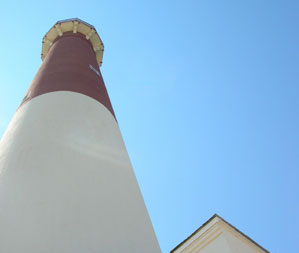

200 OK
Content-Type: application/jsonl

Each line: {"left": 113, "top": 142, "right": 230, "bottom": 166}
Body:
{"left": 0, "top": 1, "right": 298, "bottom": 252}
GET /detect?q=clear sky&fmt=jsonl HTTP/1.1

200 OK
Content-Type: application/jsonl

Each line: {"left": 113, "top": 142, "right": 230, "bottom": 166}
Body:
{"left": 0, "top": 1, "right": 298, "bottom": 252}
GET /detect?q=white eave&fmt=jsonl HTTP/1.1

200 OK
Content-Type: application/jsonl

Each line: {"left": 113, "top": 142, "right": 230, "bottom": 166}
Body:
{"left": 41, "top": 18, "right": 104, "bottom": 67}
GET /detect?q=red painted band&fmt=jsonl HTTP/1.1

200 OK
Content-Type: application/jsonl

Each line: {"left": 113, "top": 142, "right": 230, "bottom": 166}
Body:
{"left": 20, "top": 32, "right": 115, "bottom": 119}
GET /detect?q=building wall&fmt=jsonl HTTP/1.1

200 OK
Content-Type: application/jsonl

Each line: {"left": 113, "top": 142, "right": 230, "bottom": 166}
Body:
{"left": 222, "top": 229, "right": 265, "bottom": 253}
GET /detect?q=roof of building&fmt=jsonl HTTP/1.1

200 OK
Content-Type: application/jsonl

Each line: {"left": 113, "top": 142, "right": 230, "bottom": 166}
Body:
{"left": 170, "top": 214, "right": 270, "bottom": 253}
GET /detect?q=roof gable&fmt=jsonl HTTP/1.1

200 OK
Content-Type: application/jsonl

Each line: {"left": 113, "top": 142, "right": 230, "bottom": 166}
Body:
{"left": 170, "top": 214, "right": 270, "bottom": 253}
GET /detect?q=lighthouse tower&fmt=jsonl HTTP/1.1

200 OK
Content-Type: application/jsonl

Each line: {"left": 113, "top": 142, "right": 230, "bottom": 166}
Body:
{"left": 0, "top": 18, "right": 161, "bottom": 253}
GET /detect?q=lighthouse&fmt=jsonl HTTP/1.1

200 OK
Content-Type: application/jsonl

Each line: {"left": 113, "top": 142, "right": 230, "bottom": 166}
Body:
{"left": 0, "top": 18, "right": 161, "bottom": 253}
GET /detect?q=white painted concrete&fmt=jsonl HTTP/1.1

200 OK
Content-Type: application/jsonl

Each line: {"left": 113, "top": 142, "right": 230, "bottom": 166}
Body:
{"left": 0, "top": 91, "right": 161, "bottom": 253}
